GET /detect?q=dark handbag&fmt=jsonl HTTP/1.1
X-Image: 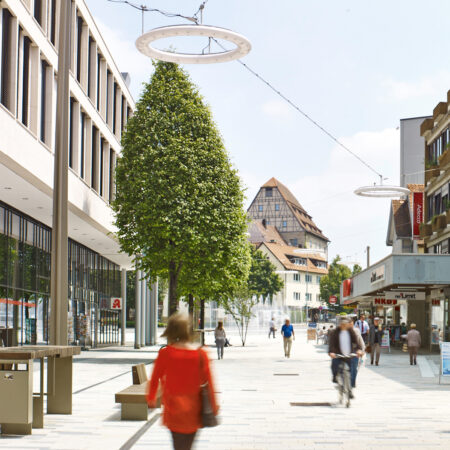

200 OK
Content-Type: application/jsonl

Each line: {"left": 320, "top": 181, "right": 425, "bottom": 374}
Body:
{"left": 198, "top": 349, "right": 218, "bottom": 428}
{"left": 365, "top": 344, "right": 372, "bottom": 354}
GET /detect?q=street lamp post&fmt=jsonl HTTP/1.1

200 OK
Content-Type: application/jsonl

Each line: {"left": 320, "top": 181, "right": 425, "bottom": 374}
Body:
{"left": 50, "top": 1, "right": 71, "bottom": 345}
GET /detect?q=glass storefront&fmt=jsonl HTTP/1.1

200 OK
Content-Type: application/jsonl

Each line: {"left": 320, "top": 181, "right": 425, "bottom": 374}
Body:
{"left": 0, "top": 201, "right": 121, "bottom": 347}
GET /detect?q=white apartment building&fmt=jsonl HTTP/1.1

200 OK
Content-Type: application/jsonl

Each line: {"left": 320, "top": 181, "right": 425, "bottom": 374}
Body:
{"left": 0, "top": 0, "right": 135, "bottom": 347}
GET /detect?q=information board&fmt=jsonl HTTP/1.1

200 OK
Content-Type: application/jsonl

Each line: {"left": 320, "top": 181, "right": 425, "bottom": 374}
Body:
{"left": 441, "top": 342, "right": 450, "bottom": 376}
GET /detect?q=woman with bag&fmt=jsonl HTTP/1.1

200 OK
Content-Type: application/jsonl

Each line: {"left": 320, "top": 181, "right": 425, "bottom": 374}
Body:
{"left": 147, "top": 313, "right": 219, "bottom": 450}
{"left": 214, "top": 321, "right": 226, "bottom": 360}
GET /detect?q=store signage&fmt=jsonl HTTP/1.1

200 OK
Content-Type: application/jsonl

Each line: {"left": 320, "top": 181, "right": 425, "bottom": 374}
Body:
{"left": 370, "top": 265, "right": 385, "bottom": 285}
{"left": 412, "top": 192, "right": 424, "bottom": 240}
{"left": 308, "top": 322, "right": 317, "bottom": 328}
{"left": 329, "top": 295, "right": 337, "bottom": 304}
{"left": 432, "top": 299, "right": 441, "bottom": 306}
{"left": 110, "top": 297, "right": 122, "bottom": 310}
{"left": 374, "top": 298, "right": 397, "bottom": 305}
{"left": 385, "top": 291, "right": 425, "bottom": 301}
{"left": 441, "top": 342, "right": 450, "bottom": 376}
{"left": 342, "top": 279, "right": 352, "bottom": 297}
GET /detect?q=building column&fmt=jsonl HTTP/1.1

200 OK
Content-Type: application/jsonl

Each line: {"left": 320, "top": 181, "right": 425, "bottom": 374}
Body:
{"left": 134, "top": 268, "right": 141, "bottom": 349}
{"left": 145, "top": 282, "right": 151, "bottom": 346}
{"left": 140, "top": 274, "right": 146, "bottom": 347}
{"left": 121, "top": 269, "right": 127, "bottom": 346}
{"left": 151, "top": 280, "right": 158, "bottom": 345}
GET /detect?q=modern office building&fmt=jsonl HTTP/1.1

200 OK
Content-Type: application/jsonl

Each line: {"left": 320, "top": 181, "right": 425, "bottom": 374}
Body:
{"left": 0, "top": 0, "right": 135, "bottom": 347}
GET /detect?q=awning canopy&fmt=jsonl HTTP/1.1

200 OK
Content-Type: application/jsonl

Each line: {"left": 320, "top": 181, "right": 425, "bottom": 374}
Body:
{"left": 341, "top": 253, "right": 450, "bottom": 305}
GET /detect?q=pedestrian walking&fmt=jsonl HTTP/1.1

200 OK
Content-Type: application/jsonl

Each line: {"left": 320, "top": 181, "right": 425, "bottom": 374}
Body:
{"left": 147, "top": 313, "right": 219, "bottom": 450}
{"left": 351, "top": 321, "right": 366, "bottom": 388}
{"left": 355, "top": 314, "right": 369, "bottom": 344}
{"left": 268, "top": 317, "right": 276, "bottom": 338}
{"left": 406, "top": 323, "right": 421, "bottom": 365}
{"left": 369, "top": 317, "right": 383, "bottom": 366}
{"left": 214, "top": 321, "right": 226, "bottom": 360}
{"left": 281, "top": 318, "right": 295, "bottom": 358}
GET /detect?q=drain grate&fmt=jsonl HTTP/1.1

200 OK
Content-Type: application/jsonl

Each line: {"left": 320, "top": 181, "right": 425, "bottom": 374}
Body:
{"left": 290, "top": 402, "right": 332, "bottom": 407}
{"left": 274, "top": 373, "right": 299, "bottom": 376}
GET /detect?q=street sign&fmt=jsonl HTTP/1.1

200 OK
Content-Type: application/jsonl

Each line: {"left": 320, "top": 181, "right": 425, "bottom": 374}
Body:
{"left": 110, "top": 297, "right": 122, "bottom": 310}
{"left": 329, "top": 295, "right": 337, "bottom": 305}
{"left": 381, "top": 329, "right": 390, "bottom": 352}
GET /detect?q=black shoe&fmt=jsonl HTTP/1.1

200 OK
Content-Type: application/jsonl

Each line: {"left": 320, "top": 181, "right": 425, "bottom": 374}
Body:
{"left": 414, "top": 361, "right": 417, "bottom": 365}
{"left": 332, "top": 376, "right": 337, "bottom": 383}
{"left": 376, "top": 362, "right": 379, "bottom": 366}
{"left": 371, "top": 361, "right": 374, "bottom": 365}
{"left": 349, "top": 391, "right": 354, "bottom": 399}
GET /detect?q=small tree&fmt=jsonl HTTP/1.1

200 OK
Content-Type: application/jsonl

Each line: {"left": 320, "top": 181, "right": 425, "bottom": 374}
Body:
{"left": 113, "top": 61, "right": 249, "bottom": 315}
{"left": 221, "top": 285, "right": 258, "bottom": 346}
{"left": 221, "top": 246, "right": 283, "bottom": 345}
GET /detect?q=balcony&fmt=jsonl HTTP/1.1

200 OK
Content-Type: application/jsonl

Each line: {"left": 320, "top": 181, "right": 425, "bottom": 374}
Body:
{"left": 439, "top": 146, "right": 450, "bottom": 169}
{"left": 433, "top": 102, "right": 448, "bottom": 122}
{"left": 420, "top": 118, "right": 434, "bottom": 136}
{"left": 419, "top": 222, "right": 432, "bottom": 238}
{"left": 432, "top": 214, "right": 447, "bottom": 233}
{"left": 425, "top": 165, "right": 440, "bottom": 184}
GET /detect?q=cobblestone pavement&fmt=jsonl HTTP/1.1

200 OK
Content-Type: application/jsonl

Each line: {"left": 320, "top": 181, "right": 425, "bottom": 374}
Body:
{"left": 2, "top": 327, "right": 450, "bottom": 449}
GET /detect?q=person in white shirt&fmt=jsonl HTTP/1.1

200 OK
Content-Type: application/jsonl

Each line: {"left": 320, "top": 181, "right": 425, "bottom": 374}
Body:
{"left": 355, "top": 314, "right": 369, "bottom": 344}
{"left": 268, "top": 317, "right": 276, "bottom": 338}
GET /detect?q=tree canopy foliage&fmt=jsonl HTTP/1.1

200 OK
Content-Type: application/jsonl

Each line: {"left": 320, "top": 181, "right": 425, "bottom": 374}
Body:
{"left": 113, "top": 61, "right": 250, "bottom": 314}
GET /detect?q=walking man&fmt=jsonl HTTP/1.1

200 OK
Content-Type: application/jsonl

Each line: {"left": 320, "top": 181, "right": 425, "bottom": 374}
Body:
{"left": 369, "top": 317, "right": 383, "bottom": 366}
{"left": 268, "top": 317, "right": 276, "bottom": 338}
{"left": 407, "top": 323, "right": 421, "bottom": 365}
{"left": 355, "top": 314, "right": 369, "bottom": 344}
{"left": 281, "top": 319, "right": 295, "bottom": 358}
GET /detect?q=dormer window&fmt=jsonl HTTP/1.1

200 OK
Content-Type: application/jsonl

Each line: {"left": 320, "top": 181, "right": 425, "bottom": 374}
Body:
{"left": 265, "top": 187, "right": 273, "bottom": 197}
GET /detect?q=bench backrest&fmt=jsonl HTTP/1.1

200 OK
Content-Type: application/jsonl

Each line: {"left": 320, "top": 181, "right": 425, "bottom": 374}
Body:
{"left": 132, "top": 363, "right": 148, "bottom": 385}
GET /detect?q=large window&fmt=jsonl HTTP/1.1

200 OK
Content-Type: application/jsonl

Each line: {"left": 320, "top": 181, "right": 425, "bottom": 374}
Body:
{"left": 305, "top": 274, "right": 312, "bottom": 283}
{"left": 293, "top": 273, "right": 300, "bottom": 282}
{"left": 1, "top": 9, "right": 13, "bottom": 111}
{"left": 40, "top": 60, "right": 49, "bottom": 143}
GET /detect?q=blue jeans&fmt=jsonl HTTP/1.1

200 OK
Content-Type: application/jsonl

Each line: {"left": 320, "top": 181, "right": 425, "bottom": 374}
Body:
{"left": 332, "top": 357, "right": 359, "bottom": 388}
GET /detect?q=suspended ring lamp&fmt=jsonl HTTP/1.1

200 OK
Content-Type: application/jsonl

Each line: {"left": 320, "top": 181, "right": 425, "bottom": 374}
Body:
{"left": 135, "top": 25, "right": 251, "bottom": 64}
{"left": 354, "top": 185, "right": 411, "bottom": 198}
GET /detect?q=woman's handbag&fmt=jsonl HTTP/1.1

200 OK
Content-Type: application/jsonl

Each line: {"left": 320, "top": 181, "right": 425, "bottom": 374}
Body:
{"left": 198, "top": 350, "right": 218, "bottom": 428}
{"left": 365, "top": 344, "right": 372, "bottom": 354}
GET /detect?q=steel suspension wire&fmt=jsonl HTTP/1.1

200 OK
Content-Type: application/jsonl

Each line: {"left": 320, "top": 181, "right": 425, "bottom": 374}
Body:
{"left": 210, "top": 38, "right": 383, "bottom": 180}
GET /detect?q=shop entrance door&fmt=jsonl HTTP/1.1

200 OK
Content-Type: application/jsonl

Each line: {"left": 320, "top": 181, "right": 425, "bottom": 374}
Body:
{"left": 408, "top": 300, "right": 430, "bottom": 349}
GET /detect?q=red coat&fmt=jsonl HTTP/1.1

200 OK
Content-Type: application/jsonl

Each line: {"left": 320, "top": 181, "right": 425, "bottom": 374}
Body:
{"left": 147, "top": 345, "right": 218, "bottom": 434}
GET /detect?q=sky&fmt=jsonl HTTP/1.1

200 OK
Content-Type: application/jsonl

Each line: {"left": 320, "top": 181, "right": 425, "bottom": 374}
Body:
{"left": 86, "top": 0, "right": 450, "bottom": 267}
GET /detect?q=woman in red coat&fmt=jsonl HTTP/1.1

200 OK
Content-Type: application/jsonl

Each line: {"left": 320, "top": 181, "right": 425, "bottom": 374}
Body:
{"left": 147, "top": 313, "right": 218, "bottom": 450}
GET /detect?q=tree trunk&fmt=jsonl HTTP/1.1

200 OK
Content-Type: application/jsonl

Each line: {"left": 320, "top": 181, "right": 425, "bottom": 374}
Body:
{"left": 188, "top": 294, "right": 194, "bottom": 333}
{"left": 168, "top": 261, "right": 179, "bottom": 316}
{"left": 200, "top": 299, "right": 205, "bottom": 346}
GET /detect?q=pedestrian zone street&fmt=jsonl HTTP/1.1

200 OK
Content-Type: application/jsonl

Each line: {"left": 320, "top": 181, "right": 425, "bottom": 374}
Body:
{"left": 2, "top": 327, "right": 450, "bottom": 450}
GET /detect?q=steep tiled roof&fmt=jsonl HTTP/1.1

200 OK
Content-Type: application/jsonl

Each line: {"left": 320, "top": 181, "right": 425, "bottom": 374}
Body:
{"left": 261, "top": 177, "right": 329, "bottom": 241}
{"left": 248, "top": 220, "right": 285, "bottom": 245}
{"left": 262, "top": 242, "right": 328, "bottom": 274}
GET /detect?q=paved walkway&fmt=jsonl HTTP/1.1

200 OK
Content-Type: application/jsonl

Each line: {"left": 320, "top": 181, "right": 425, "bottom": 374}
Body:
{"left": 2, "top": 327, "right": 450, "bottom": 449}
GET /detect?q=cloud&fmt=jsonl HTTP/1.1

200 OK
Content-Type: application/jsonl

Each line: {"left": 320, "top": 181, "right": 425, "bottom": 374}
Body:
{"left": 288, "top": 128, "right": 400, "bottom": 265}
{"left": 380, "top": 71, "right": 450, "bottom": 101}
{"left": 261, "top": 100, "right": 294, "bottom": 119}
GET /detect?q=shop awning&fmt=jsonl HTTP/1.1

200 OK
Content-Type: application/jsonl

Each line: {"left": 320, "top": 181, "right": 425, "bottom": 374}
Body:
{"left": 340, "top": 253, "right": 450, "bottom": 305}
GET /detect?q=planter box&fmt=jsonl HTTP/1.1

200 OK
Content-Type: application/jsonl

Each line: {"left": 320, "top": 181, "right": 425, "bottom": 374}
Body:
{"left": 447, "top": 209, "right": 450, "bottom": 224}
{"left": 420, "top": 223, "right": 432, "bottom": 238}
{"left": 439, "top": 148, "right": 450, "bottom": 168}
{"left": 432, "top": 214, "right": 447, "bottom": 232}
{"left": 426, "top": 167, "right": 441, "bottom": 184}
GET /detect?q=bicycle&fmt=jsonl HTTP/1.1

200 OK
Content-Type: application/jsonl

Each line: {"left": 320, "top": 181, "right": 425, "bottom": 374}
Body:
{"left": 334, "top": 353, "right": 356, "bottom": 408}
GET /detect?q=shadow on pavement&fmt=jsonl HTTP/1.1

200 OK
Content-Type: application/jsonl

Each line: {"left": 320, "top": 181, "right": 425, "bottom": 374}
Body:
{"left": 74, "top": 357, "right": 155, "bottom": 365}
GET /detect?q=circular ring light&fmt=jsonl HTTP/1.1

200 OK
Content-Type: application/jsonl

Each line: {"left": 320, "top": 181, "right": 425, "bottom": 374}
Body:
{"left": 136, "top": 25, "right": 251, "bottom": 64}
{"left": 354, "top": 185, "right": 411, "bottom": 198}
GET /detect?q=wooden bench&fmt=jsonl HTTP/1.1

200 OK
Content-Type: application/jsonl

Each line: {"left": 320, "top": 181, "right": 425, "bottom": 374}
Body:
{"left": 115, "top": 363, "right": 150, "bottom": 420}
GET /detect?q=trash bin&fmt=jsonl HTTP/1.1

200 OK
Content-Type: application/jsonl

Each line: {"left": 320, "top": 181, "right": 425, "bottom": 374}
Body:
{"left": 0, "top": 360, "right": 33, "bottom": 435}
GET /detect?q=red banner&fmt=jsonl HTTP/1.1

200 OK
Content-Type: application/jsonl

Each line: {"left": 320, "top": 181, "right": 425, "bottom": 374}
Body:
{"left": 0, "top": 298, "right": 36, "bottom": 308}
{"left": 413, "top": 192, "right": 423, "bottom": 239}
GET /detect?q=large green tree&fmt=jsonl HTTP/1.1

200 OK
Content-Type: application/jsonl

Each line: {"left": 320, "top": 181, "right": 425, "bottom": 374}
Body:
{"left": 320, "top": 255, "right": 352, "bottom": 309}
{"left": 113, "top": 61, "right": 249, "bottom": 315}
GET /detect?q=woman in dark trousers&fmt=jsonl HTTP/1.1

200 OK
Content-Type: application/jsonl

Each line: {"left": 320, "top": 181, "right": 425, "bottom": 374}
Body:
{"left": 147, "top": 313, "right": 219, "bottom": 450}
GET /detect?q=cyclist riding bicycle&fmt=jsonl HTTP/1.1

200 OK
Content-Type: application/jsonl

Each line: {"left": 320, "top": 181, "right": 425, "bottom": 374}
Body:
{"left": 328, "top": 316, "right": 364, "bottom": 397}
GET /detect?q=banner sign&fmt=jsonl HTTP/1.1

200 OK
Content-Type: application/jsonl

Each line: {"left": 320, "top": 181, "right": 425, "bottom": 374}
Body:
{"left": 385, "top": 291, "right": 425, "bottom": 301}
{"left": 413, "top": 192, "right": 424, "bottom": 239}
{"left": 441, "top": 342, "right": 450, "bottom": 376}
{"left": 329, "top": 295, "right": 337, "bottom": 304}
{"left": 308, "top": 322, "right": 317, "bottom": 328}
{"left": 110, "top": 297, "right": 123, "bottom": 310}
{"left": 370, "top": 265, "right": 385, "bottom": 285}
